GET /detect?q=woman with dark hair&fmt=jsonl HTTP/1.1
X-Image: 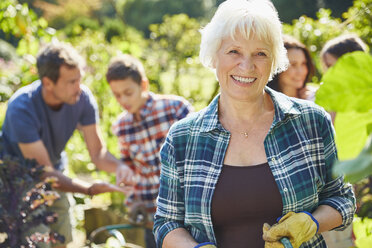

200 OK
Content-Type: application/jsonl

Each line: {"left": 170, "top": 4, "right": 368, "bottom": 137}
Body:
{"left": 267, "top": 35, "right": 316, "bottom": 100}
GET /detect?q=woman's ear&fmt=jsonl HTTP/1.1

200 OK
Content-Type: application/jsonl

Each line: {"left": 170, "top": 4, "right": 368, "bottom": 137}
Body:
{"left": 211, "top": 57, "right": 217, "bottom": 69}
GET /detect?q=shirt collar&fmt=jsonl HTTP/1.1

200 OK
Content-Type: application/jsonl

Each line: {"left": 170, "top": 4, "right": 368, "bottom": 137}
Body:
{"left": 265, "top": 86, "right": 301, "bottom": 125}
{"left": 199, "top": 86, "right": 301, "bottom": 133}
{"left": 138, "top": 92, "right": 155, "bottom": 117}
{"left": 199, "top": 94, "right": 222, "bottom": 133}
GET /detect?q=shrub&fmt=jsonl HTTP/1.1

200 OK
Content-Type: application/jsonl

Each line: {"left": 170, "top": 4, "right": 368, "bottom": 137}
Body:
{"left": 0, "top": 155, "right": 64, "bottom": 247}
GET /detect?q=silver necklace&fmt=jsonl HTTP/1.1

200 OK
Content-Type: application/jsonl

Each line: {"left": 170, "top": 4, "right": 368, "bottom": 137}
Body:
{"left": 241, "top": 132, "right": 249, "bottom": 138}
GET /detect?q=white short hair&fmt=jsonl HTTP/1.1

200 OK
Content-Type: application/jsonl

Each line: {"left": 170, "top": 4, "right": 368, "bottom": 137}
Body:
{"left": 199, "top": 0, "right": 288, "bottom": 78}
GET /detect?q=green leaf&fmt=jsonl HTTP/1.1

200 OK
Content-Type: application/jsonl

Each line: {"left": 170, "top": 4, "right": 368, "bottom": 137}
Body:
{"left": 315, "top": 51, "right": 372, "bottom": 112}
{"left": 334, "top": 112, "right": 372, "bottom": 160}
{"left": 333, "top": 135, "right": 372, "bottom": 183}
{"left": 367, "top": 123, "right": 372, "bottom": 135}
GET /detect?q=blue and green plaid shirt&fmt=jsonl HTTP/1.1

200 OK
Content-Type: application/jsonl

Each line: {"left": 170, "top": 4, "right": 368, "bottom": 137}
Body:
{"left": 154, "top": 87, "right": 355, "bottom": 248}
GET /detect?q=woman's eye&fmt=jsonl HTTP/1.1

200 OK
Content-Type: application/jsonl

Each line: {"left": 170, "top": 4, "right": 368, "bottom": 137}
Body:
{"left": 257, "top": 52, "right": 267, "bottom": 57}
{"left": 228, "top": 50, "right": 238, "bottom": 54}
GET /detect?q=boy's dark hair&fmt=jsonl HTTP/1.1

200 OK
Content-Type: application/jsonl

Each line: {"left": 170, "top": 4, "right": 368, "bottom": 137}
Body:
{"left": 106, "top": 54, "right": 146, "bottom": 85}
{"left": 268, "top": 35, "right": 315, "bottom": 92}
{"left": 36, "top": 42, "right": 84, "bottom": 83}
{"left": 321, "top": 34, "right": 367, "bottom": 60}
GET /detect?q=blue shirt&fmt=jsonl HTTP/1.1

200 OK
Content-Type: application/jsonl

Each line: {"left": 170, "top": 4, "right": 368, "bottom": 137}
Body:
{"left": 154, "top": 87, "right": 356, "bottom": 248}
{"left": 1, "top": 80, "right": 98, "bottom": 170}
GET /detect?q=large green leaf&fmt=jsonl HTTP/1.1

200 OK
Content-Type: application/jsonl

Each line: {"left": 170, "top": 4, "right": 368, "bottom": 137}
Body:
{"left": 334, "top": 112, "right": 372, "bottom": 160}
{"left": 315, "top": 51, "right": 372, "bottom": 112}
{"left": 333, "top": 134, "right": 372, "bottom": 183}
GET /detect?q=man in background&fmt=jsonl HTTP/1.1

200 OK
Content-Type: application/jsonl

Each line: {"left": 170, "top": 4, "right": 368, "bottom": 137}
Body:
{"left": 1, "top": 42, "right": 134, "bottom": 247}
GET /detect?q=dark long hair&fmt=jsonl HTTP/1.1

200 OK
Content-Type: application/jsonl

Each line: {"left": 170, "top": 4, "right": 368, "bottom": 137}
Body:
{"left": 267, "top": 35, "right": 315, "bottom": 92}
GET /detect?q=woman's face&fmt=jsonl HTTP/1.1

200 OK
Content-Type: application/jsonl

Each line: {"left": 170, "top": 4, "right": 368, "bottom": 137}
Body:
{"left": 214, "top": 32, "right": 273, "bottom": 102}
{"left": 278, "top": 48, "right": 308, "bottom": 90}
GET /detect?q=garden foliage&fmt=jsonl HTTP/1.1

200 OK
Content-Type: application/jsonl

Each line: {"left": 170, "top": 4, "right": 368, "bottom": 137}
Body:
{"left": 316, "top": 52, "right": 372, "bottom": 221}
{"left": 0, "top": 155, "right": 63, "bottom": 247}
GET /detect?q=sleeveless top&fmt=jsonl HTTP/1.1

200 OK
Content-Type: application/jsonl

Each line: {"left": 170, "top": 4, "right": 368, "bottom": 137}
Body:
{"left": 211, "top": 162, "right": 283, "bottom": 248}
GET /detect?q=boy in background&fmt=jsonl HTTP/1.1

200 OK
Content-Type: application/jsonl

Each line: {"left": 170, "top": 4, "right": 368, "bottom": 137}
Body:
{"left": 106, "top": 54, "right": 193, "bottom": 248}
{"left": 1, "top": 42, "right": 132, "bottom": 248}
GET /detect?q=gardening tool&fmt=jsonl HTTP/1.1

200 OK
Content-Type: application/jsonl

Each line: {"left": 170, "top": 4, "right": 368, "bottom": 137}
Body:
{"left": 280, "top": 237, "right": 293, "bottom": 248}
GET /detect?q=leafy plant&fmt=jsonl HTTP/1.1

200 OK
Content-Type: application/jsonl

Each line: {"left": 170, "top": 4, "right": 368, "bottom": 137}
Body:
{"left": 316, "top": 52, "right": 372, "bottom": 160}
{"left": 316, "top": 52, "right": 372, "bottom": 113}
{"left": 333, "top": 135, "right": 372, "bottom": 184}
{"left": 316, "top": 52, "right": 372, "bottom": 220}
{"left": 148, "top": 14, "right": 216, "bottom": 109}
{"left": 0, "top": 0, "right": 53, "bottom": 102}
{"left": 0, "top": 155, "right": 64, "bottom": 247}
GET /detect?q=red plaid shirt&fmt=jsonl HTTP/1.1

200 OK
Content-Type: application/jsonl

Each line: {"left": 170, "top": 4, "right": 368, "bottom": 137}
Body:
{"left": 112, "top": 92, "right": 192, "bottom": 214}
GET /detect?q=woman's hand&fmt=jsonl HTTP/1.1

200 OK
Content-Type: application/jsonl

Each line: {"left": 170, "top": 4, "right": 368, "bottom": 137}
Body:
{"left": 298, "top": 85, "right": 317, "bottom": 101}
{"left": 262, "top": 212, "right": 318, "bottom": 248}
{"left": 87, "top": 181, "right": 133, "bottom": 196}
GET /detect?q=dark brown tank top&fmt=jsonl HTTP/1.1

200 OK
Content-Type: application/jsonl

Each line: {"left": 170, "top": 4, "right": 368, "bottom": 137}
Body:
{"left": 211, "top": 162, "right": 283, "bottom": 248}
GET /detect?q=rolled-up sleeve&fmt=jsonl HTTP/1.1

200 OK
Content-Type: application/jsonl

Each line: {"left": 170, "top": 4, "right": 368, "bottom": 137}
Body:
{"left": 154, "top": 129, "right": 186, "bottom": 247}
{"left": 318, "top": 112, "right": 356, "bottom": 231}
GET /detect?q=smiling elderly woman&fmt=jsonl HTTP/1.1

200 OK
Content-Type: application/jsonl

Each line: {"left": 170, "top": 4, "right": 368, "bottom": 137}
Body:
{"left": 153, "top": 0, "right": 356, "bottom": 248}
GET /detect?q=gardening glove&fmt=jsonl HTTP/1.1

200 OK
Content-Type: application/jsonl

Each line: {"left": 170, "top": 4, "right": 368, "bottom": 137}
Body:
{"left": 262, "top": 211, "right": 319, "bottom": 248}
{"left": 194, "top": 242, "right": 217, "bottom": 248}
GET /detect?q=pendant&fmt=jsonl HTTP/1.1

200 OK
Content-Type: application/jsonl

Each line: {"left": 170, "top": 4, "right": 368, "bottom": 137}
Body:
{"left": 242, "top": 132, "right": 249, "bottom": 138}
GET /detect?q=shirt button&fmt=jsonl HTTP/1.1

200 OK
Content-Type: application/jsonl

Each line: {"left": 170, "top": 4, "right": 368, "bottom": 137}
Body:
{"left": 271, "top": 157, "right": 276, "bottom": 162}
{"left": 283, "top": 188, "right": 288, "bottom": 192}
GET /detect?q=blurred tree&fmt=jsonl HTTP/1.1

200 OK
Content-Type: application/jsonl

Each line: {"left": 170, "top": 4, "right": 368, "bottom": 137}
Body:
{"left": 210, "top": 0, "right": 353, "bottom": 24}
{"left": 0, "top": 39, "right": 17, "bottom": 61}
{"left": 0, "top": 0, "right": 52, "bottom": 102}
{"left": 272, "top": 0, "right": 320, "bottom": 22}
{"left": 123, "top": 0, "right": 211, "bottom": 36}
{"left": 62, "top": 17, "right": 100, "bottom": 38}
{"left": 271, "top": 0, "right": 353, "bottom": 23}
{"left": 32, "top": 0, "right": 102, "bottom": 29}
{"left": 148, "top": 14, "right": 201, "bottom": 93}
{"left": 146, "top": 14, "right": 216, "bottom": 109}
{"left": 323, "top": 0, "right": 355, "bottom": 17}
{"left": 342, "top": 0, "right": 372, "bottom": 47}
{"left": 102, "top": 18, "right": 126, "bottom": 42}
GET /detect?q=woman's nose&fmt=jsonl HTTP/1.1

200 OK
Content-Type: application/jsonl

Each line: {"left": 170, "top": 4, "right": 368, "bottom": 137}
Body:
{"left": 239, "top": 57, "right": 254, "bottom": 71}
{"left": 294, "top": 65, "right": 306, "bottom": 75}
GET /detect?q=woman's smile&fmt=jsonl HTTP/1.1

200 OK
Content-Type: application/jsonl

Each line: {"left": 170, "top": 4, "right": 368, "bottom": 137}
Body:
{"left": 231, "top": 75, "right": 257, "bottom": 85}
